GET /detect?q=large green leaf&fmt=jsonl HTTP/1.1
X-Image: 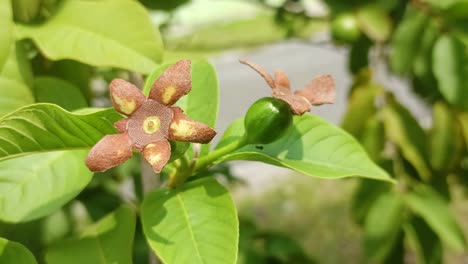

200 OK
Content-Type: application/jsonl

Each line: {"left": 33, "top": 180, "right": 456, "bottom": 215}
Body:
{"left": 382, "top": 100, "right": 431, "bottom": 180}
{"left": 390, "top": 7, "right": 429, "bottom": 74}
{"left": 0, "top": 0, "right": 13, "bottom": 72}
{"left": 0, "top": 150, "right": 92, "bottom": 222}
{"left": 0, "top": 43, "right": 34, "bottom": 117}
{"left": 404, "top": 216, "right": 442, "bottom": 264}
{"left": 364, "top": 192, "right": 405, "bottom": 261}
{"left": 351, "top": 179, "right": 390, "bottom": 225}
{"left": 34, "top": 77, "right": 88, "bottom": 111}
{"left": 356, "top": 4, "right": 392, "bottom": 42}
{"left": 0, "top": 237, "right": 37, "bottom": 264}
{"left": 0, "top": 104, "right": 121, "bottom": 162}
{"left": 405, "top": 185, "right": 466, "bottom": 252}
{"left": 46, "top": 206, "right": 136, "bottom": 264}
{"left": 141, "top": 177, "right": 238, "bottom": 264}
{"left": 16, "top": 0, "right": 163, "bottom": 74}
{"left": 433, "top": 35, "right": 468, "bottom": 111}
{"left": 216, "top": 115, "right": 393, "bottom": 182}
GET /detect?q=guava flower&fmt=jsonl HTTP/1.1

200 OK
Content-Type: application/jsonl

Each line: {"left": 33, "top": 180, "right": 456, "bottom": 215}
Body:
{"left": 86, "top": 60, "right": 216, "bottom": 173}
{"left": 240, "top": 60, "right": 336, "bottom": 115}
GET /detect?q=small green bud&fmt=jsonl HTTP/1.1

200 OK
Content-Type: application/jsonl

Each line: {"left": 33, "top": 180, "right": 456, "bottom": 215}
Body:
{"left": 331, "top": 13, "right": 361, "bottom": 44}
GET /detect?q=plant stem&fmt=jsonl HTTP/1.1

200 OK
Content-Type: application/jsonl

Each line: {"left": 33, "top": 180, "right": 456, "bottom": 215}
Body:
{"left": 194, "top": 136, "right": 248, "bottom": 172}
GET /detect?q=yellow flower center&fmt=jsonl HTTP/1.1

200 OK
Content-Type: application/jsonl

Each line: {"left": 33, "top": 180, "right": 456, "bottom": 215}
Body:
{"left": 143, "top": 116, "right": 161, "bottom": 134}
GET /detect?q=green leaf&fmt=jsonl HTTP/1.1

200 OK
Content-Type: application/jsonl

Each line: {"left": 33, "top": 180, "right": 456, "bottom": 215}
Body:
{"left": 0, "top": 237, "right": 37, "bottom": 264}
{"left": 16, "top": 0, "right": 163, "bottom": 74}
{"left": 433, "top": 35, "right": 468, "bottom": 111}
{"left": 351, "top": 179, "right": 390, "bottom": 225}
{"left": 47, "top": 60, "right": 93, "bottom": 103}
{"left": 46, "top": 206, "right": 136, "bottom": 264}
{"left": 217, "top": 115, "right": 393, "bottom": 182}
{"left": 405, "top": 185, "right": 466, "bottom": 252}
{"left": 356, "top": 4, "right": 392, "bottom": 42}
{"left": 141, "top": 177, "right": 238, "bottom": 264}
{"left": 430, "top": 102, "right": 464, "bottom": 173}
{"left": 34, "top": 77, "right": 88, "bottom": 111}
{"left": 390, "top": 7, "right": 429, "bottom": 74}
{"left": 0, "top": 0, "right": 13, "bottom": 72}
{"left": 382, "top": 100, "right": 431, "bottom": 180}
{"left": 0, "top": 104, "right": 122, "bottom": 162}
{"left": 0, "top": 43, "right": 34, "bottom": 117}
{"left": 421, "top": 0, "right": 468, "bottom": 18}
{"left": 404, "top": 216, "right": 443, "bottom": 264}
{"left": 364, "top": 192, "right": 405, "bottom": 261}
{"left": 341, "top": 84, "right": 380, "bottom": 138}
{"left": 0, "top": 150, "right": 92, "bottom": 222}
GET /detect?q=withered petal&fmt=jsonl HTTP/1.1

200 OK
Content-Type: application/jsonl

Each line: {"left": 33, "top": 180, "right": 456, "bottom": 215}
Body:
{"left": 114, "top": 118, "right": 129, "bottom": 133}
{"left": 294, "top": 75, "right": 336, "bottom": 105}
{"left": 240, "top": 60, "right": 275, "bottom": 89}
{"left": 273, "top": 93, "right": 311, "bottom": 115}
{"left": 168, "top": 107, "right": 216, "bottom": 143}
{"left": 149, "top": 60, "right": 192, "bottom": 106}
{"left": 109, "top": 79, "right": 146, "bottom": 115}
{"left": 85, "top": 133, "right": 133, "bottom": 172}
{"left": 274, "top": 70, "right": 291, "bottom": 91}
{"left": 142, "top": 140, "right": 171, "bottom": 173}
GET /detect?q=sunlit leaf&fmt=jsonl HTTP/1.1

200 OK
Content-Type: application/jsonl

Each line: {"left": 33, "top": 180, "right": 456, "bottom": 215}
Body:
{"left": 0, "top": 0, "right": 13, "bottom": 72}
{"left": 141, "top": 177, "right": 238, "bottom": 264}
{"left": 433, "top": 35, "right": 468, "bottom": 111}
{"left": 382, "top": 100, "right": 431, "bottom": 180}
{"left": 16, "top": 0, "right": 163, "bottom": 74}
{"left": 0, "top": 150, "right": 92, "bottom": 223}
{"left": 217, "top": 115, "right": 393, "bottom": 182}
{"left": 356, "top": 4, "right": 392, "bottom": 42}
{"left": 0, "top": 104, "right": 121, "bottom": 162}
{"left": 390, "top": 7, "right": 428, "bottom": 74}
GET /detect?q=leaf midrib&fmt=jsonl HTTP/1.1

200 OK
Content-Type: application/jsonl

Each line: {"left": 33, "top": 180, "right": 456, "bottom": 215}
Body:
{"left": 176, "top": 193, "right": 205, "bottom": 264}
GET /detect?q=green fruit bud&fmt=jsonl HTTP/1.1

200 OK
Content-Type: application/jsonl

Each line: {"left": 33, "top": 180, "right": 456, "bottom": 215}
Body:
{"left": 244, "top": 97, "right": 293, "bottom": 145}
{"left": 169, "top": 141, "right": 190, "bottom": 162}
{"left": 331, "top": 13, "right": 361, "bottom": 44}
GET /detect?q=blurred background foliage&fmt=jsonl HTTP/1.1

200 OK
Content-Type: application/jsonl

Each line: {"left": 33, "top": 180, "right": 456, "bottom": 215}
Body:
{"left": 1, "top": 0, "right": 468, "bottom": 263}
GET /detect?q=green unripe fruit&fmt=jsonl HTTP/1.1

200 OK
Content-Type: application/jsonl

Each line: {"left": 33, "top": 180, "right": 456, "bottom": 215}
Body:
{"left": 331, "top": 13, "right": 361, "bottom": 44}
{"left": 244, "top": 97, "right": 293, "bottom": 145}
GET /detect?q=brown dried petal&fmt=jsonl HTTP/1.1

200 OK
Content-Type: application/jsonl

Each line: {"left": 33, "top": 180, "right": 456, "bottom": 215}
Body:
{"left": 142, "top": 140, "right": 171, "bottom": 173}
{"left": 168, "top": 107, "right": 216, "bottom": 143}
{"left": 114, "top": 118, "right": 129, "bottom": 133}
{"left": 110, "top": 79, "right": 146, "bottom": 115}
{"left": 274, "top": 70, "right": 291, "bottom": 90}
{"left": 239, "top": 60, "right": 275, "bottom": 89}
{"left": 127, "top": 100, "right": 173, "bottom": 150}
{"left": 149, "top": 60, "right": 192, "bottom": 106}
{"left": 294, "top": 75, "right": 336, "bottom": 105}
{"left": 273, "top": 93, "right": 311, "bottom": 115}
{"left": 85, "top": 133, "right": 133, "bottom": 172}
